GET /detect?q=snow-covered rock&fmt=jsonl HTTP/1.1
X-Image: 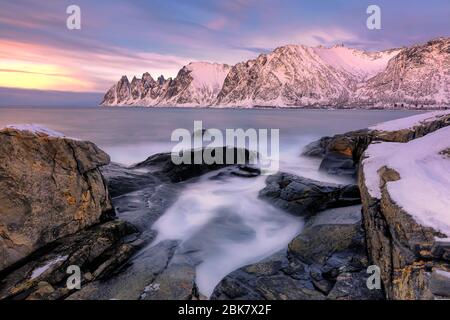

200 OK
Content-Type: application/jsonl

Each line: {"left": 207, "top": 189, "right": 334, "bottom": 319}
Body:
{"left": 4, "top": 124, "right": 65, "bottom": 138}
{"left": 102, "top": 38, "right": 450, "bottom": 109}
{"left": 358, "top": 125, "right": 450, "bottom": 300}
{"left": 362, "top": 126, "right": 450, "bottom": 235}
{"left": 302, "top": 111, "right": 450, "bottom": 299}
{"left": 370, "top": 110, "right": 450, "bottom": 132}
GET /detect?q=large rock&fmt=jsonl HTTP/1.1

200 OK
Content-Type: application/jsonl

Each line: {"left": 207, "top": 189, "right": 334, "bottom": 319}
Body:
{"left": 359, "top": 128, "right": 450, "bottom": 300}
{"left": 133, "top": 147, "right": 257, "bottom": 182}
{"left": 259, "top": 172, "right": 361, "bottom": 217}
{"left": 0, "top": 126, "right": 113, "bottom": 272}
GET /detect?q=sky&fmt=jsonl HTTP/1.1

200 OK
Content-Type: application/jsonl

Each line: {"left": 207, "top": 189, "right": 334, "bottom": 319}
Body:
{"left": 0, "top": 0, "right": 449, "bottom": 105}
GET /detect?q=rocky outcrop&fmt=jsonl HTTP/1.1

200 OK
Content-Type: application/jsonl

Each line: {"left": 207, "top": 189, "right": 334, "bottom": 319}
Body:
{"left": 212, "top": 205, "right": 384, "bottom": 300}
{"left": 133, "top": 147, "right": 257, "bottom": 182}
{"left": 303, "top": 111, "right": 450, "bottom": 299}
{"left": 303, "top": 111, "right": 450, "bottom": 177}
{"left": 0, "top": 126, "right": 114, "bottom": 272}
{"left": 358, "top": 128, "right": 450, "bottom": 300}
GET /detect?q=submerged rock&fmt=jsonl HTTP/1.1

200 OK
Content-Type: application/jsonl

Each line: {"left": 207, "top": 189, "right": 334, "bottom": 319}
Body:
{"left": 0, "top": 127, "right": 114, "bottom": 272}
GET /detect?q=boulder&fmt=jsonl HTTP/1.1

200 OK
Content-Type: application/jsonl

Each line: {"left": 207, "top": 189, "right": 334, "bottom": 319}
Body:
{"left": 259, "top": 172, "right": 361, "bottom": 217}
{"left": 0, "top": 127, "right": 114, "bottom": 272}
{"left": 133, "top": 147, "right": 256, "bottom": 182}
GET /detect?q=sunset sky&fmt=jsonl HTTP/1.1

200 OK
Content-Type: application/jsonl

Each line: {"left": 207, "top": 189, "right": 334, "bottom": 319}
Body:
{"left": 1, "top": 0, "right": 449, "bottom": 105}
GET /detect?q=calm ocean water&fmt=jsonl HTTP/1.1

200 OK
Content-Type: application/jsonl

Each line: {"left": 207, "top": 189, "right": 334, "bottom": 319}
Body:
{"left": 0, "top": 106, "right": 420, "bottom": 166}
{"left": 0, "top": 106, "right": 422, "bottom": 296}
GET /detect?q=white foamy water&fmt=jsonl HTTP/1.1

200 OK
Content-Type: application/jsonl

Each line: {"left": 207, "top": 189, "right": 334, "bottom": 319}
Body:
{"left": 152, "top": 173, "right": 303, "bottom": 297}
{"left": 150, "top": 137, "right": 351, "bottom": 297}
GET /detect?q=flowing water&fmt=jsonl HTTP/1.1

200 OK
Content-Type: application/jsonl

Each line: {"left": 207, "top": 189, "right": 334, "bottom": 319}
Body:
{"left": 0, "top": 106, "right": 422, "bottom": 296}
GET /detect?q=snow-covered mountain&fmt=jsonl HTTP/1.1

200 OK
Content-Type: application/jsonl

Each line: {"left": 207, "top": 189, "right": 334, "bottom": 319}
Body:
{"left": 102, "top": 62, "right": 230, "bottom": 107}
{"left": 353, "top": 38, "right": 450, "bottom": 108}
{"left": 101, "top": 37, "right": 450, "bottom": 109}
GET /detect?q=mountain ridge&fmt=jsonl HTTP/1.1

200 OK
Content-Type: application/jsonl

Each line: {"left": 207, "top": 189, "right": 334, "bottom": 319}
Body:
{"left": 101, "top": 37, "right": 450, "bottom": 109}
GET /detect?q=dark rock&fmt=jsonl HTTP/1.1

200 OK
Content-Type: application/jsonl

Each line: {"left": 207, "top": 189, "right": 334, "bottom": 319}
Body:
{"left": 0, "top": 220, "right": 139, "bottom": 300}
{"left": 288, "top": 206, "right": 365, "bottom": 264}
{"left": 133, "top": 147, "right": 256, "bottom": 183}
{"left": 302, "top": 137, "right": 332, "bottom": 157}
{"left": 259, "top": 172, "right": 361, "bottom": 217}
{"left": 430, "top": 269, "right": 450, "bottom": 298}
{"left": 326, "top": 271, "right": 383, "bottom": 300}
{"left": 66, "top": 240, "right": 179, "bottom": 300}
{"left": 101, "top": 163, "right": 159, "bottom": 198}
{"left": 319, "top": 152, "right": 356, "bottom": 176}
{"left": 140, "top": 260, "right": 197, "bottom": 300}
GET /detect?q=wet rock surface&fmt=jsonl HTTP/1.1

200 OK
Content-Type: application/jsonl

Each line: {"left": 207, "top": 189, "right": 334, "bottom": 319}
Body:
{"left": 259, "top": 172, "right": 361, "bottom": 217}
{"left": 211, "top": 205, "right": 384, "bottom": 300}
{"left": 133, "top": 146, "right": 256, "bottom": 182}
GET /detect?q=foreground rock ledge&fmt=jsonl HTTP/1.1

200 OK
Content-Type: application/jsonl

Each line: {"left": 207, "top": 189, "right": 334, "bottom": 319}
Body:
{"left": 0, "top": 126, "right": 114, "bottom": 272}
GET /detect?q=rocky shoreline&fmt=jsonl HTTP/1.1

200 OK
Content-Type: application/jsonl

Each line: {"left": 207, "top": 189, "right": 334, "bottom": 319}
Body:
{"left": 0, "top": 111, "right": 449, "bottom": 300}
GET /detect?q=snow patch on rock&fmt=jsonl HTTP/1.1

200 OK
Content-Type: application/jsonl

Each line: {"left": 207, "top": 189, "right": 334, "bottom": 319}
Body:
{"left": 362, "top": 126, "right": 450, "bottom": 236}
{"left": 5, "top": 124, "right": 66, "bottom": 137}
{"left": 369, "top": 110, "right": 450, "bottom": 132}
{"left": 30, "top": 255, "right": 68, "bottom": 280}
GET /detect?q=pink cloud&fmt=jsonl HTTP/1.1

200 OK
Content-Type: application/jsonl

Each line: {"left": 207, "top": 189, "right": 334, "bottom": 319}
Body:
{"left": 0, "top": 39, "right": 194, "bottom": 92}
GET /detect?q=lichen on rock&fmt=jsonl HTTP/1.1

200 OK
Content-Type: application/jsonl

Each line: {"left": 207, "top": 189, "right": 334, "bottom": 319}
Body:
{"left": 0, "top": 126, "right": 114, "bottom": 272}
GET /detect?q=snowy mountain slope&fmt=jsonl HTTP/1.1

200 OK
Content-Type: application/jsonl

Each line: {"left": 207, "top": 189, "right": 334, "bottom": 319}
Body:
{"left": 215, "top": 44, "right": 399, "bottom": 107}
{"left": 313, "top": 45, "right": 400, "bottom": 81}
{"left": 161, "top": 62, "right": 231, "bottom": 106}
{"left": 101, "top": 37, "right": 450, "bottom": 109}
